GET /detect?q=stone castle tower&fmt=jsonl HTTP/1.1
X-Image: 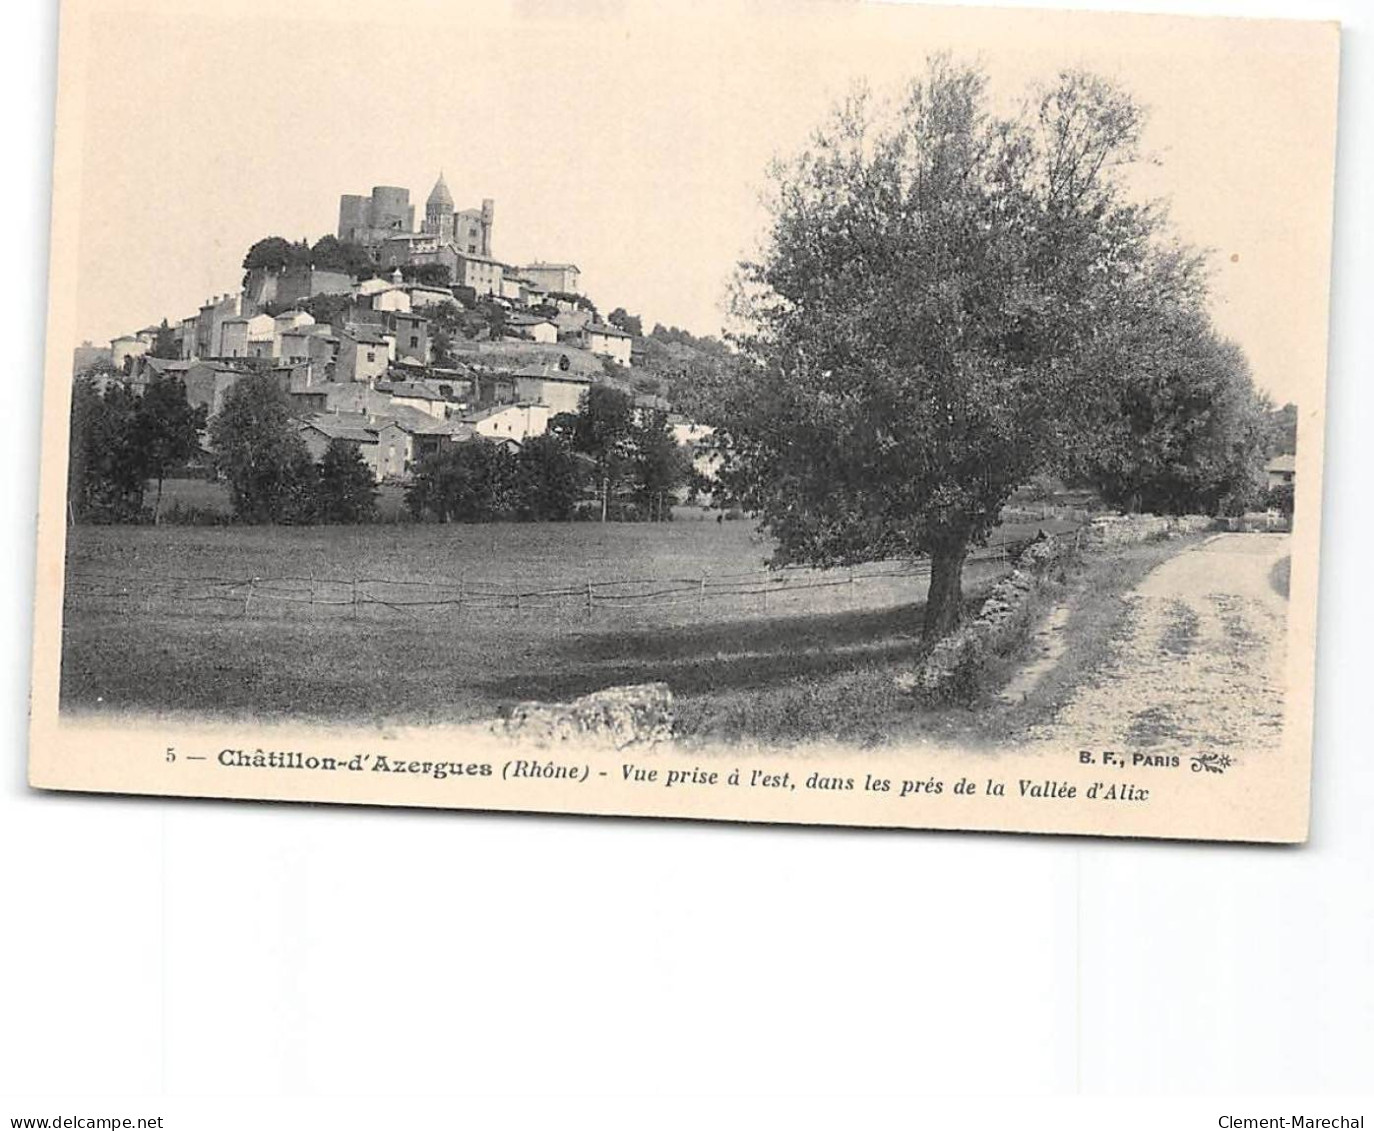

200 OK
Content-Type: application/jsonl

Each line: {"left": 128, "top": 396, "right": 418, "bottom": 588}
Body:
{"left": 419, "top": 172, "right": 494, "bottom": 257}
{"left": 423, "top": 171, "right": 456, "bottom": 243}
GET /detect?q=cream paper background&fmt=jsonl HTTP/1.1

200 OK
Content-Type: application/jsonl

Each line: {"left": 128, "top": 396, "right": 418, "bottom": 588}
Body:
{"left": 27, "top": 0, "right": 1340, "bottom": 842}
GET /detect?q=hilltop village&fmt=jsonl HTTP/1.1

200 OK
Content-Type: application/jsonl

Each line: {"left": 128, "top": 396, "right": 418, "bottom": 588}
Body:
{"left": 77, "top": 174, "right": 722, "bottom": 482}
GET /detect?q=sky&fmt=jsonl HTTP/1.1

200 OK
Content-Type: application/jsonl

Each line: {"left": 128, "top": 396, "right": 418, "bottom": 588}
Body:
{"left": 59, "top": 0, "right": 1338, "bottom": 405}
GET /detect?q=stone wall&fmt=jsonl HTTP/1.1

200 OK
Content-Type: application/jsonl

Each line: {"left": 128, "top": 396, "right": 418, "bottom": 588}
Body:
{"left": 911, "top": 535, "right": 1076, "bottom": 701}
{"left": 1080, "top": 513, "right": 1215, "bottom": 547}
{"left": 911, "top": 514, "right": 1216, "bottom": 701}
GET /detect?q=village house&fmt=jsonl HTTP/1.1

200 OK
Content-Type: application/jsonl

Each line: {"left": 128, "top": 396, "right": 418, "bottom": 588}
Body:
{"left": 511, "top": 367, "right": 592, "bottom": 415}
{"left": 374, "top": 404, "right": 474, "bottom": 479}
{"left": 388, "top": 310, "right": 430, "bottom": 364}
{"left": 520, "top": 262, "right": 581, "bottom": 295}
{"left": 384, "top": 379, "right": 466, "bottom": 421}
{"left": 297, "top": 412, "right": 383, "bottom": 479}
{"left": 110, "top": 334, "right": 149, "bottom": 373}
{"left": 462, "top": 401, "right": 550, "bottom": 443}
{"left": 336, "top": 328, "right": 389, "bottom": 383}
{"left": 450, "top": 252, "right": 504, "bottom": 297}
{"left": 194, "top": 294, "right": 247, "bottom": 361}
{"left": 183, "top": 361, "right": 254, "bottom": 417}
{"left": 217, "top": 312, "right": 276, "bottom": 359}
{"left": 580, "top": 321, "right": 633, "bottom": 366}
{"left": 505, "top": 312, "right": 558, "bottom": 345}
{"left": 279, "top": 325, "right": 337, "bottom": 368}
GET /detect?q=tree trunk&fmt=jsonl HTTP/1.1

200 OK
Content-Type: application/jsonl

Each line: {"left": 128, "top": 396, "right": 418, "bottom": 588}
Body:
{"left": 922, "top": 541, "right": 968, "bottom": 644}
{"left": 600, "top": 476, "right": 609, "bottom": 523}
{"left": 154, "top": 475, "right": 164, "bottom": 525}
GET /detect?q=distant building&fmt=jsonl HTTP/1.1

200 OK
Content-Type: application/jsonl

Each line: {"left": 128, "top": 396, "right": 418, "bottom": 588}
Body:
{"left": 1265, "top": 453, "right": 1296, "bottom": 491}
{"left": 337, "top": 329, "right": 389, "bottom": 383}
{"left": 387, "top": 310, "right": 429, "bottom": 364}
{"left": 521, "top": 262, "right": 581, "bottom": 295}
{"left": 505, "top": 313, "right": 558, "bottom": 344}
{"left": 463, "top": 402, "right": 550, "bottom": 443}
{"left": 374, "top": 404, "right": 473, "bottom": 479}
{"left": 183, "top": 361, "right": 253, "bottom": 417}
{"left": 110, "top": 334, "right": 149, "bottom": 374}
{"left": 451, "top": 253, "right": 504, "bottom": 297}
{"left": 298, "top": 413, "right": 383, "bottom": 479}
{"left": 195, "top": 294, "right": 245, "bottom": 361}
{"left": 511, "top": 367, "right": 592, "bottom": 415}
{"left": 217, "top": 313, "right": 276, "bottom": 359}
{"left": 384, "top": 379, "right": 466, "bottom": 421}
{"left": 279, "top": 325, "right": 337, "bottom": 368}
{"left": 580, "top": 321, "right": 633, "bottom": 367}
{"left": 338, "top": 185, "right": 416, "bottom": 250}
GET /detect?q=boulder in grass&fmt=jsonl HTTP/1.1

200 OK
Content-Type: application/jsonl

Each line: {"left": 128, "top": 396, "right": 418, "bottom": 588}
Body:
{"left": 496, "top": 682, "right": 674, "bottom": 749}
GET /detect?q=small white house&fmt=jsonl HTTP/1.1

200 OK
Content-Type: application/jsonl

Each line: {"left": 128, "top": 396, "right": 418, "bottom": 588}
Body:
{"left": 580, "top": 322, "right": 633, "bottom": 366}
{"left": 463, "top": 402, "right": 551, "bottom": 443}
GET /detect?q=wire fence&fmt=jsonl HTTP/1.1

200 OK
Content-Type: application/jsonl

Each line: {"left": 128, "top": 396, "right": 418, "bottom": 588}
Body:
{"left": 63, "top": 536, "right": 1051, "bottom": 626}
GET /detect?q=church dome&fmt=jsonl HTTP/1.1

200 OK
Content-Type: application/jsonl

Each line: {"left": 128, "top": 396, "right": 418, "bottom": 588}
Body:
{"left": 427, "top": 172, "right": 454, "bottom": 210}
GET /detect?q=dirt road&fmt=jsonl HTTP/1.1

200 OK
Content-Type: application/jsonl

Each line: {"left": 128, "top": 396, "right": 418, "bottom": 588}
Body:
{"left": 1029, "top": 534, "right": 1291, "bottom": 754}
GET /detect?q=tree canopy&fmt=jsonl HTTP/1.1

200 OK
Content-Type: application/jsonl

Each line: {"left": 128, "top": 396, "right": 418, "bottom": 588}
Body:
{"left": 706, "top": 57, "right": 1261, "bottom": 640}
{"left": 209, "top": 374, "right": 316, "bottom": 524}
{"left": 316, "top": 438, "right": 378, "bottom": 524}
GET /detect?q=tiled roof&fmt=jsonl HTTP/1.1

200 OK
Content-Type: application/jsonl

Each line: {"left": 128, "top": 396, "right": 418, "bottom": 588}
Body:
{"left": 299, "top": 412, "right": 379, "bottom": 444}
{"left": 584, "top": 322, "right": 632, "bottom": 339}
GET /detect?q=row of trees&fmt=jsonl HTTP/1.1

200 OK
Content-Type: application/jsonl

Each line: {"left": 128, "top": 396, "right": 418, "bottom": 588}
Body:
{"left": 242, "top": 235, "right": 375, "bottom": 282}
{"left": 704, "top": 57, "right": 1284, "bottom": 642}
{"left": 69, "top": 374, "right": 377, "bottom": 524}
{"left": 68, "top": 377, "right": 206, "bottom": 522}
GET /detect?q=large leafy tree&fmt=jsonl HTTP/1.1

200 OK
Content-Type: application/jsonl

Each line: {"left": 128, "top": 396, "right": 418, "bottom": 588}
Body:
{"left": 209, "top": 374, "right": 316, "bottom": 524}
{"left": 1076, "top": 313, "right": 1270, "bottom": 516}
{"left": 405, "top": 440, "right": 517, "bottom": 523}
{"left": 131, "top": 376, "right": 207, "bottom": 522}
{"left": 309, "top": 235, "right": 374, "bottom": 277}
{"left": 553, "top": 385, "right": 637, "bottom": 521}
{"left": 242, "top": 236, "right": 294, "bottom": 273}
{"left": 631, "top": 408, "right": 689, "bottom": 521}
{"left": 316, "top": 438, "right": 378, "bottom": 523}
{"left": 710, "top": 58, "right": 1221, "bottom": 641}
{"left": 514, "top": 433, "right": 588, "bottom": 521}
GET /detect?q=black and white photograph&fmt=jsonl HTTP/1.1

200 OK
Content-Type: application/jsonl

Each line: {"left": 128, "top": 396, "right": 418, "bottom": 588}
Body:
{"left": 28, "top": 0, "right": 1337, "bottom": 841}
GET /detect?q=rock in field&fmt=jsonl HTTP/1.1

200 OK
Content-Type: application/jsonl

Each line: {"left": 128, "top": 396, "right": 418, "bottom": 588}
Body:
{"left": 495, "top": 682, "right": 675, "bottom": 749}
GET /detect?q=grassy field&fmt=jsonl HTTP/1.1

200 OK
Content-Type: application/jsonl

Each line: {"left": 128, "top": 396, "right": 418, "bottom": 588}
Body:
{"left": 61, "top": 514, "right": 1123, "bottom": 744}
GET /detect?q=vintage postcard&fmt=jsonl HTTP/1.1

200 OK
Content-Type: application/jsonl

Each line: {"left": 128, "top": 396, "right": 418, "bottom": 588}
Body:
{"left": 28, "top": 0, "right": 1339, "bottom": 842}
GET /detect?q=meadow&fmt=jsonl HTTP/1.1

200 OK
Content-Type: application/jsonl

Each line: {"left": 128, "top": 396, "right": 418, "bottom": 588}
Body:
{"left": 59, "top": 510, "right": 1102, "bottom": 744}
